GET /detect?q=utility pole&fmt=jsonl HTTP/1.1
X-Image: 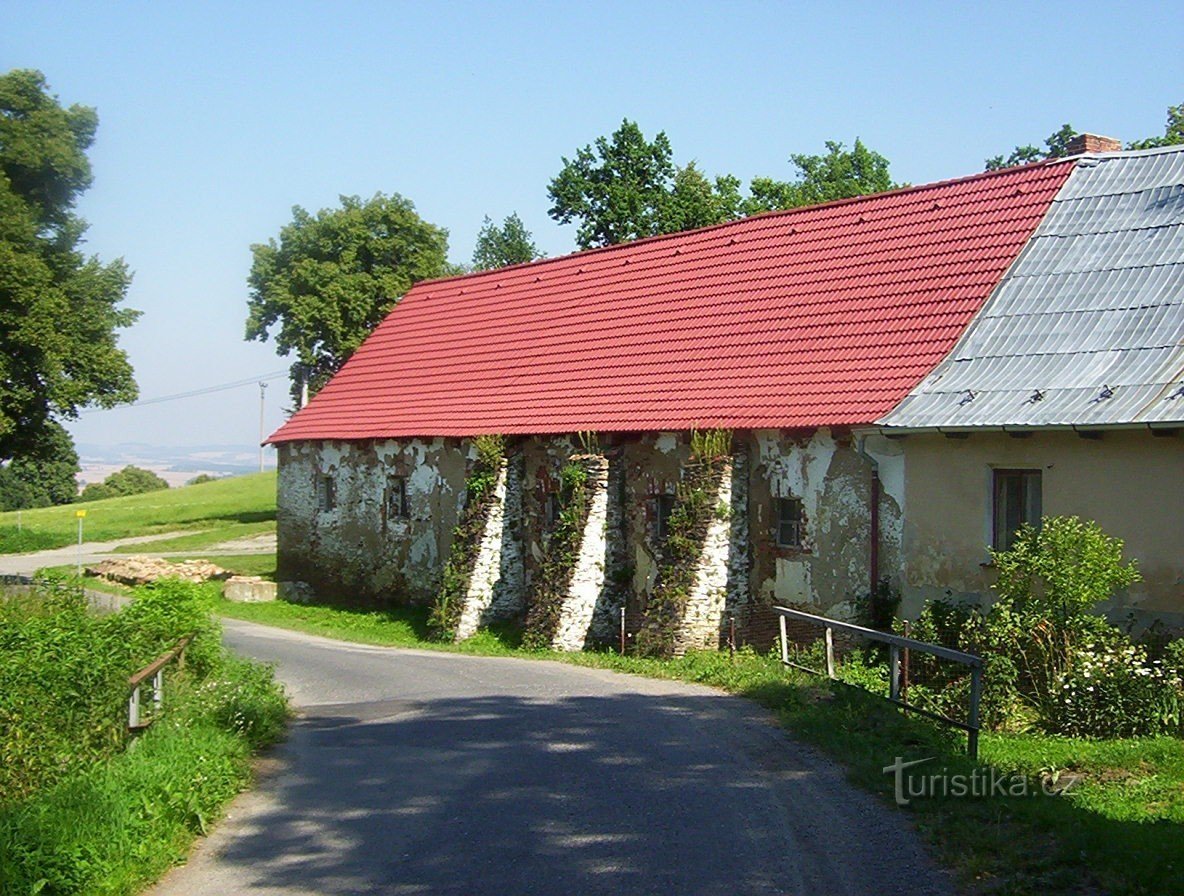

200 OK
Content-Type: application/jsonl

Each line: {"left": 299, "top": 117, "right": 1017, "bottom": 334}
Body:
{"left": 259, "top": 381, "right": 268, "bottom": 473}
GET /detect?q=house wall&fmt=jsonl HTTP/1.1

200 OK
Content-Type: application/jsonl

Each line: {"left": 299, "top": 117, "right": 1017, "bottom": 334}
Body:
{"left": 898, "top": 430, "right": 1184, "bottom": 625}
{"left": 275, "top": 428, "right": 889, "bottom": 645}
{"left": 275, "top": 438, "right": 469, "bottom": 603}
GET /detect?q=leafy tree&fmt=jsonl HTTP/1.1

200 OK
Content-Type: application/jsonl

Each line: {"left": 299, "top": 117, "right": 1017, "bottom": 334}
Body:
{"left": 0, "top": 69, "right": 139, "bottom": 461}
{"left": 743, "top": 139, "right": 898, "bottom": 214}
{"left": 987, "top": 103, "right": 1184, "bottom": 170}
{"left": 246, "top": 192, "right": 451, "bottom": 402}
{"left": 547, "top": 119, "right": 679, "bottom": 249}
{"left": 472, "top": 213, "right": 542, "bottom": 270}
{"left": 661, "top": 164, "right": 743, "bottom": 233}
{"left": 78, "top": 464, "right": 168, "bottom": 502}
{"left": 986, "top": 123, "right": 1078, "bottom": 171}
{"left": 0, "top": 421, "right": 79, "bottom": 509}
{"left": 1127, "top": 101, "right": 1184, "bottom": 149}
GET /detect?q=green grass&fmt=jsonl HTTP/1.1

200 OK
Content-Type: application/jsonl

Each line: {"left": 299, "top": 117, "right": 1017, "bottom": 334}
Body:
{"left": 42, "top": 553, "right": 278, "bottom": 590}
{"left": 216, "top": 596, "right": 1184, "bottom": 896}
{"left": 0, "top": 473, "right": 276, "bottom": 554}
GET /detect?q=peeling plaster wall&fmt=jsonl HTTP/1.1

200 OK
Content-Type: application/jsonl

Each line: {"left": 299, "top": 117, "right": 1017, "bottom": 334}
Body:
{"left": 749, "top": 428, "right": 878, "bottom": 618}
{"left": 899, "top": 430, "right": 1184, "bottom": 626}
{"left": 276, "top": 427, "right": 885, "bottom": 644}
{"left": 276, "top": 438, "right": 467, "bottom": 602}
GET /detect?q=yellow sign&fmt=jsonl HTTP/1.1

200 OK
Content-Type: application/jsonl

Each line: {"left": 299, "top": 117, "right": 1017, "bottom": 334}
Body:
{"left": 75, "top": 509, "right": 86, "bottom": 518}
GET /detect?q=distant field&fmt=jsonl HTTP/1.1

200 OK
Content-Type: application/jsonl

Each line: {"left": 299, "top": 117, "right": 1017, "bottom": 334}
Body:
{"left": 0, "top": 473, "right": 276, "bottom": 554}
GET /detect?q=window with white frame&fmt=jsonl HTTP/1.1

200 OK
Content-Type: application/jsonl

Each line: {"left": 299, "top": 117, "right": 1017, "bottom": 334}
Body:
{"left": 992, "top": 469, "right": 1042, "bottom": 550}
{"left": 386, "top": 475, "right": 409, "bottom": 520}
{"left": 775, "top": 496, "right": 804, "bottom": 549}
{"left": 316, "top": 474, "right": 336, "bottom": 513}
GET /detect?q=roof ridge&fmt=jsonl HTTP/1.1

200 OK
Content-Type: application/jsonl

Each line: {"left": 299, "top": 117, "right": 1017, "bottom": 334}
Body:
{"left": 413, "top": 157, "right": 1075, "bottom": 290}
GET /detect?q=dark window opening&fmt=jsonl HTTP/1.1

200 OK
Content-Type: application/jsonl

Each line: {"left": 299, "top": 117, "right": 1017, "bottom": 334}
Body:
{"left": 652, "top": 494, "right": 676, "bottom": 542}
{"left": 386, "top": 475, "right": 409, "bottom": 520}
{"left": 993, "top": 469, "right": 1042, "bottom": 550}
{"left": 316, "top": 474, "right": 336, "bottom": 512}
{"left": 776, "top": 496, "right": 804, "bottom": 548}
{"left": 544, "top": 492, "right": 561, "bottom": 526}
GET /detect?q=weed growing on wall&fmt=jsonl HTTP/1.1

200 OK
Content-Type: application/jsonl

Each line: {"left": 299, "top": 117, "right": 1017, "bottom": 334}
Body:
{"left": 522, "top": 457, "right": 596, "bottom": 649}
{"left": 635, "top": 430, "right": 731, "bottom": 658}
{"left": 428, "top": 435, "right": 506, "bottom": 640}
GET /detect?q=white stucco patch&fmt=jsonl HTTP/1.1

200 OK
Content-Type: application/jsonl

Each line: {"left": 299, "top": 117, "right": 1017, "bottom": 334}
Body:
{"left": 676, "top": 461, "right": 733, "bottom": 650}
{"left": 552, "top": 458, "right": 610, "bottom": 651}
{"left": 456, "top": 461, "right": 508, "bottom": 641}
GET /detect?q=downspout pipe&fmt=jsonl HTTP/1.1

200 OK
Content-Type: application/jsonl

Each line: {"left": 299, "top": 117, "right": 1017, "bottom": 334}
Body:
{"left": 855, "top": 433, "right": 881, "bottom": 594}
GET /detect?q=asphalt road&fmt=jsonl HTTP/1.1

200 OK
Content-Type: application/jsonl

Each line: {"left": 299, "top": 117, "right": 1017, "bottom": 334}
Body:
{"left": 146, "top": 619, "right": 951, "bottom": 896}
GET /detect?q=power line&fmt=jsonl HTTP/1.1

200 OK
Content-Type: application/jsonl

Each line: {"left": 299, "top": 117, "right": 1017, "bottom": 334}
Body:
{"left": 79, "top": 369, "right": 290, "bottom": 413}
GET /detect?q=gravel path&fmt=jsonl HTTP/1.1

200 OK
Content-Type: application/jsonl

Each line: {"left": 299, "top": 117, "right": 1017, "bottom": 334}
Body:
{"left": 146, "top": 619, "right": 953, "bottom": 896}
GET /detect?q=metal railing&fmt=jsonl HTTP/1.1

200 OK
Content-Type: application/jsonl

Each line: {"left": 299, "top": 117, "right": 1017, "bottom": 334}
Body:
{"left": 128, "top": 634, "right": 193, "bottom": 732}
{"left": 775, "top": 606, "right": 984, "bottom": 759}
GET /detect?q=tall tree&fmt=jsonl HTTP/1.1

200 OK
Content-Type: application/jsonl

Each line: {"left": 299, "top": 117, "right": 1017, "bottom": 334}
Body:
{"left": 0, "top": 420, "right": 79, "bottom": 509}
{"left": 246, "top": 192, "right": 451, "bottom": 402}
{"left": 987, "top": 104, "right": 1184, "bottom": 170}
{"left": 472, "top": 212, "right": 542, "bottom": 270}
{"left": 986, "top": 123, "right": 1078, "bottom": 171}
{"left": 0, "top": 70, "right": 138, "bottom": 461}
{"left": 547, "top": 120, "right": 678, "bottom": 249}
{"left": 1127, "top": 102, "right": 1184, "bottom": 150}
{"left": 743, "top": 139, "right": 898, "bottom": 214}
{"left": 661, "top": 164, "right": 743, "bottom": 233}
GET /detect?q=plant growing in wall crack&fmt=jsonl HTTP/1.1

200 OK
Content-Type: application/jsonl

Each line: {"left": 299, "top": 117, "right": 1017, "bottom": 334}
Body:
{"left": 522, "top": 457, "right": 596, "bottom": 649}
{"left": 635, "top": 430, "right": 731, "bottom": 658}
{"left": 428, "top": 435, "right": 506, "bottom": 640}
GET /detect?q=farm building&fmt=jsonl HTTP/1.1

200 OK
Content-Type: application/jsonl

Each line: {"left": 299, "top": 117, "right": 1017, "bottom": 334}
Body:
{"left": 267, "top": 139, "right": 1184, "bottom": 649}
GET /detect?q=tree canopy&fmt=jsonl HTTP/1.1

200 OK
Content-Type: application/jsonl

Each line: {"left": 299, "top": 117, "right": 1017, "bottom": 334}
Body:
{"left": 743, "top": 139, "right": 899, "bottom": 215}
{"left": 0, "top": 69, "right": 138, "bottom": 461}
{"left": 245, "top": 192, "right": 451, "bottom": 402}
{"left": 78, "top": 464, "right": 168, "bottom": 502}
{"left": 0, "top": 421, "right": 79, "bottom": 510}
{"left": 472, "top": 213, "right": 542, "bottom": 270}
{"left": 986, "top": 102, "right": 1183, "bottom": 170}
{"left": 548, "top": 120, "right": 899, "bottom": 248}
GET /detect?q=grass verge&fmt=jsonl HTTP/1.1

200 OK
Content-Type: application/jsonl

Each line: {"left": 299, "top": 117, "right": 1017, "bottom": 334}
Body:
{"left": 216, "top": 596, "right": 1184, "bottom": 896}
{"left": 0, "top": 473, "right": 276, "bottom": 554}
{"left": 109, "top": 521, "right": 275, "bottom": 554}
{"left": 0, "top": 580, "right": 288, "bottom": 895}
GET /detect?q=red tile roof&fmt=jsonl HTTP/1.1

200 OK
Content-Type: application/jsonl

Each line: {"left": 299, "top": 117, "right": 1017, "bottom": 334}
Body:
{"left": 269, "top": 160, "right": 1074, "bottom": 442}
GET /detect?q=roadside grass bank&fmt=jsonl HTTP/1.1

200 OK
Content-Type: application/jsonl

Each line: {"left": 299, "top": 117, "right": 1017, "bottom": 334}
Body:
{"left": 109, "top": 521, "right": 276, "bottom": 554}
{"left": 215, "top": 595, "right": 1183, "bottom": 896}
{"left": 0, "top": 472, "right": 276, "bottom": 555}
{"left": 0, "top": 579, "right": 288, "bottom": 895}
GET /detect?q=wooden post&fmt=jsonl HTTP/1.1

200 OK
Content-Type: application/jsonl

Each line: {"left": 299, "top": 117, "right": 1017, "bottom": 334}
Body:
{"left": 128, "top": 686, "right": 140, "bottom": 729}
{"left": 968, "top": 664, "right": 983, "bottom": 760}
{"left": 824, "top": 627, "right": 836, "bottom": 679}
{"left": 619, "top": 606, "right": 626, "bottom": 656}
{"left": 889, "top": 645, "right": 901, "bottom": 702}
{"left": 152, "top": 670, "right": 163, "bottom": 711}
{"left": 779, "top": 614, "right": 789, "bottom": 666}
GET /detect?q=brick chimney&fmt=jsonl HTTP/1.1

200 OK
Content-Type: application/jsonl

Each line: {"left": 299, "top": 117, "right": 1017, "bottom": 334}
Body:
{"left": 1065, "top": 133, "right": 1123, "bottom": 155}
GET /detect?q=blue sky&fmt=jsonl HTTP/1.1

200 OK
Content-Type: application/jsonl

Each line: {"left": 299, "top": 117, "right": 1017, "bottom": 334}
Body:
{"left": 4, "top": 0, "right": 1181, "bottom": 453}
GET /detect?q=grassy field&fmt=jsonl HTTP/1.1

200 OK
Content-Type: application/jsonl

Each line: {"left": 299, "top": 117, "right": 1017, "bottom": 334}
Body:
{"left": 216, "top": 596, "right": 1184, "bottom": 896}
{"left": 0, "top": 473, "right": 276, "bottom": 554}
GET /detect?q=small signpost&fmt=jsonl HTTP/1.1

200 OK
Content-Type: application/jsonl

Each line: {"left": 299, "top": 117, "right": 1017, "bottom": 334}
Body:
{"left": 75, "top": 508, "right": 86, "bottom": 576}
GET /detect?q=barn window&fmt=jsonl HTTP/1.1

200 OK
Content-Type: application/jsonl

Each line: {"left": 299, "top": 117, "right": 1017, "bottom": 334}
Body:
{"left": 775, "top": 497, "right": 804, "bottom": 548}
{"left": 993, "top": 469, "right": 1042, "bottom": 550}
{"left": 651, "top": 494, "right": 676, "bottom": 542}
{"left": 316, "top": 474, "right": 336, "bottom": 512}
{"left": 386, "top": 475, "right": 409, "bottom": 520}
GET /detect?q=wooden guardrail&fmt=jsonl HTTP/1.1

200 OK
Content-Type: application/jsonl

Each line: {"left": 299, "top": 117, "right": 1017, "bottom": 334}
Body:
{"left": 774, "top": 606, "right": 984, "bottom": 759}
{"left": 128, "top": 634, "right": 193, "bottom": 732}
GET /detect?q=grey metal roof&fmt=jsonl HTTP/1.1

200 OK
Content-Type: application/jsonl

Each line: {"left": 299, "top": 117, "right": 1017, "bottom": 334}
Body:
{"left": 879, "top": 145, "right": 1184, "bottom": 430}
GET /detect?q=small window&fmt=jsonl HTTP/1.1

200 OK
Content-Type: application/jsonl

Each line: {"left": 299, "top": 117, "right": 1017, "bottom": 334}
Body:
{"left": 993, "top": 469, "right": 1042, "bottom": 550}
{"left": 651, "top": 494, "right": 676, "bottom": 542}
{"left": 386, "top": 475, "right": 409, "bottom": 520}
{"left": 544, "top": 492, "right": 561, "bottom": 526}
{"left": 316, "top": 474, "right": 336, "bottom": 512}
{"left": 775, "top": 497, "right": 804, "bottom": 548}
